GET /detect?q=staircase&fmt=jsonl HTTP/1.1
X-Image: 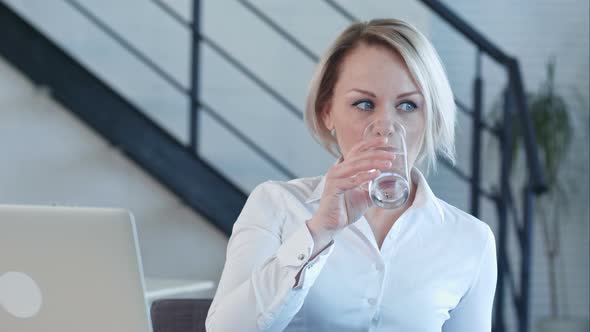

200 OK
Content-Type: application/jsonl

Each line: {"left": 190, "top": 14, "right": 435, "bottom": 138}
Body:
{"left": 0, "top": 1, "right": 547, "bottom": 331}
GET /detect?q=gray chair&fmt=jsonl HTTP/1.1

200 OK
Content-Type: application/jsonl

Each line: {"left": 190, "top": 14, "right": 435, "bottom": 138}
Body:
{"left": 151, "top": 299, "right": 212, "bottom": 332}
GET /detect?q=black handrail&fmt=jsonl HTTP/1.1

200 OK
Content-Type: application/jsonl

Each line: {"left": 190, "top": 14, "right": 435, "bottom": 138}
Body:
{"left": 151, "top": 0, "right": 304, "bottom": 121}
{"left": 62, "top": 0, "right": 297, "bottom": 181}
{"left": 323, "top": 0, "right": 359, "bottom": 22}
{"left": 417, "top": 0, "right": 511, "bottom": 64}
{"left": 64, "top": 0, "right": 188, "bottom": 95}
{"left": 199, "top": 103, "right": 297, "bottom": 179}
{"left": 236, "top": 0, "right": 319, "bottom": 63}
{"left": 455, "top": 99, "right": 499, "bottom": 135}
{"left": 417, "top": 0, "right": 547, "bottom": 193}
{"left": 438, "top": 158, "right": 497, "bottom": 201}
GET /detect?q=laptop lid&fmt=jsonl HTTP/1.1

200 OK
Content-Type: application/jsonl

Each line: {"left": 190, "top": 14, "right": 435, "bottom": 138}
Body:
{"left": 0, "top": 205, "right": 152, "bottom": 332}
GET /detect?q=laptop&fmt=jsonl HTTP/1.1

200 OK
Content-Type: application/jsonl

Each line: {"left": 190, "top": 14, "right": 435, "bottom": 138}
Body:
{"left": 0, "top": 205, "right": 152, "bottom": 332}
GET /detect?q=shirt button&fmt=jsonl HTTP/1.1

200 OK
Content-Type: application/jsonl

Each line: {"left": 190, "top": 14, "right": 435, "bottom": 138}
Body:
{"left": 297, "top": 253, "right": 306, "bottom": 261}
{"left": 367, "top": 298, "right": 377, "bottom": 306}
{"left": 375, "top": 263, "right": 384, "bottom": 271}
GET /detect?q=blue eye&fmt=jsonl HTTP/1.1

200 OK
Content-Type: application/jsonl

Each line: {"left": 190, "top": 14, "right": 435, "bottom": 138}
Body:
{"left": 397, "top": 101, "right": 417, "bottom": 112}
{"left": 352, "top": 100, "right": 374, "bottom": 111}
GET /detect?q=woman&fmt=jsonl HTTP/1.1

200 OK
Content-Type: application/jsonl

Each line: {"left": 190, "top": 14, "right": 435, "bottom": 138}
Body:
{"left": 206, "top": 18, "right": 497, "bottom": 332}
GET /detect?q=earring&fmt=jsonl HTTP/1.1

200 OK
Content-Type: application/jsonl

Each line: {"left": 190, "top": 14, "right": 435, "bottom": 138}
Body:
{"left": 330, "top": 128, "right": 336, "bottom": 137}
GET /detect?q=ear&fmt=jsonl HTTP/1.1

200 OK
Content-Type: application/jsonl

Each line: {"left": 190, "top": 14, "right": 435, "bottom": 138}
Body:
{"left": 321, "top": 102, "right": 334, "bottom": 131}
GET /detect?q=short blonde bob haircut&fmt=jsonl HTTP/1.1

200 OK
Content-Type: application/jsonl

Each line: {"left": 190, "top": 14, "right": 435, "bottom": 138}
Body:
{"left": 305, "top": 18, "right": 456, "bottom": 172}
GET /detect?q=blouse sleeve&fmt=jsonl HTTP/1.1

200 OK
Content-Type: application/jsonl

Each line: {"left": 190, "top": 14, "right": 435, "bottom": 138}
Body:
{"left": 206, "top": 182, "right": 334, "bottom": 331}
{"left": 442, "top": 225, "right": 498, "bottom": 332}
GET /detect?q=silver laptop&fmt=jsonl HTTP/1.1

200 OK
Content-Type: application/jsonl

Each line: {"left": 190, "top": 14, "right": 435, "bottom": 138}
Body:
{"left": 0, "top": 205, "right": 152, "bottom": 332}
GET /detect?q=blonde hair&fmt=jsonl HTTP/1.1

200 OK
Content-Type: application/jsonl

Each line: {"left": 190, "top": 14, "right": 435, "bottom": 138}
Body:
{"left": 304, "top": 18, "right": 456, "bottom": 172}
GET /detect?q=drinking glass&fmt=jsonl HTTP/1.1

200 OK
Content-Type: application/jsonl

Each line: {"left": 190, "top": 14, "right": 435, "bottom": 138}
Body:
{"left": 362, "top": 119, "right": 410, "bottom": 209}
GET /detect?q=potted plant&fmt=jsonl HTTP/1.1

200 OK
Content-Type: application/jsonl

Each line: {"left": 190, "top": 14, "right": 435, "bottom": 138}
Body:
{"left": 489, "top": 58, "right": 589, "bottom": 332}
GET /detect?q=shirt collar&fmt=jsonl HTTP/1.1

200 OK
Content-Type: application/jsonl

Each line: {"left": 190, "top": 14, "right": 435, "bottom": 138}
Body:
{"left": 410, "top": 167, "right": 445, "bottom": 224}
{"left": 305, "top": 165, "right": 444, "bottom": 224}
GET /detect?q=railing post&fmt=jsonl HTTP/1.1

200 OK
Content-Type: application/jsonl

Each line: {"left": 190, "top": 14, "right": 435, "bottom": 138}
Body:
{"left": 189, "top": 0, "right": 201, "bottom": 153}
{"left": 519, "top": 181, "right": 534, "bottom": 332}
{"left": 494, "top": 85, "right": 513, "bottom": 332}
{"left": 470, "top": 50, "right": 483, "bottom": 218}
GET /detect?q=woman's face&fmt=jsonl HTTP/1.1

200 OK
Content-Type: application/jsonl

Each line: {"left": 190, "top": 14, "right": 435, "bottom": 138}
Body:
{"left": 323, "top": 44, "right": 426, "bottom": 169}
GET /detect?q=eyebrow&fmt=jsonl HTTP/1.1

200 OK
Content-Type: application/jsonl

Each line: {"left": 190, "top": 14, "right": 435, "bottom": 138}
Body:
{"left": 348, "top": 88, "right": 422, "bottom": 99}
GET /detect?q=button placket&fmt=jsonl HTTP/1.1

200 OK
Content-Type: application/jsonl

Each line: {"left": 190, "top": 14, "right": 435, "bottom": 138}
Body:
{"left": 364, "top": 255, "right": 385, "bottom": 316}
{"left": 372, "top": 313, "right": 380, "bottom": 324}
{"left": 374, "top": 262, "right": 385, "bottom": 272}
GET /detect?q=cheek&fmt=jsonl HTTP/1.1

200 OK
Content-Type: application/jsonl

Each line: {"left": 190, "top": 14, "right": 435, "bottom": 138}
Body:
{"left": 404, "top": 115, "right": 426, "bottom": 160}
{"left": 338, "top": 131, "right": 360, "bottom": 159}
{"left": 337, "top": 122, "right": 365, "bottom": 158}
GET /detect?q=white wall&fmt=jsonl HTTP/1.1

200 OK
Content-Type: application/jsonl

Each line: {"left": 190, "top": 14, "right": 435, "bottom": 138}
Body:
{"left": 0, "top": 56, "right": 227, "bottom": 297}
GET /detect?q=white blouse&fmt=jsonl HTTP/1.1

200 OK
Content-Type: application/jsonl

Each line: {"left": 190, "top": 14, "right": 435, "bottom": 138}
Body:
{"left": 206, "top": 168, "right": 497, "bottom": 332}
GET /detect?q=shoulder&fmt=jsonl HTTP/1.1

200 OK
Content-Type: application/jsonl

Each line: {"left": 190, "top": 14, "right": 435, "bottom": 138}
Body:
{"left": 234, "top": 176, "right": 322, "bottom": 231}
{"left": 434, "top": 199, "right": 497, "bottom": 288}
{"left": 438, "top": 199, "right": 494, "bottom": 237}
{"left": 436, "top": 198, "right": 495, "bottom": 254}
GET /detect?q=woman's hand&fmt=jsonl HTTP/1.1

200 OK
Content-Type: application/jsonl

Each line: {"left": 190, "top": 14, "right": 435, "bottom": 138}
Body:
{"left": 306, "top": 137, "right": 394, "bottom": 253}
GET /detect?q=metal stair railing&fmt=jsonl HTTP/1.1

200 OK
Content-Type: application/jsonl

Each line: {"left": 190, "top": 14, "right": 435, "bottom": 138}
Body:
{"left": 62, "top": 0, "right": 298, "bottom": 180}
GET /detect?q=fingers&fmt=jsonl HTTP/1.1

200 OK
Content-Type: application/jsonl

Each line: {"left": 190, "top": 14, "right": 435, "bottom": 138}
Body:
{"left": 326, "top": 152, "right": 392, "bottom": 194}
{"left": 331, "top": 169, "right": 382, "bottom": 192}
{"left": 330, "top": 148, "right": 395, "bottom": 177}
{"left": 345, "top": 149, "right": 395, "bottom": 165}
{"left": 330, "top": 157, "right": 391, "bottom": 179}
{"left": 347, "top": 136, "right": 388, "bottom": 156}
{"left": 324, "top": 136, "right": 395, "bottom": 195}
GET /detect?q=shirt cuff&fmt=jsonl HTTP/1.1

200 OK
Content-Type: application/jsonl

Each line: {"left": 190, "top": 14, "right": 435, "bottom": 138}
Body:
{"left": 275, "top": 222, "right": 334, "bottom": 290}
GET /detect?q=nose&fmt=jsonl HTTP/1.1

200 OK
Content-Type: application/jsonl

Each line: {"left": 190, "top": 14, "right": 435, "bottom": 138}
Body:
{"left": 374, "top": 121, "right": 395, "bottom": 138}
